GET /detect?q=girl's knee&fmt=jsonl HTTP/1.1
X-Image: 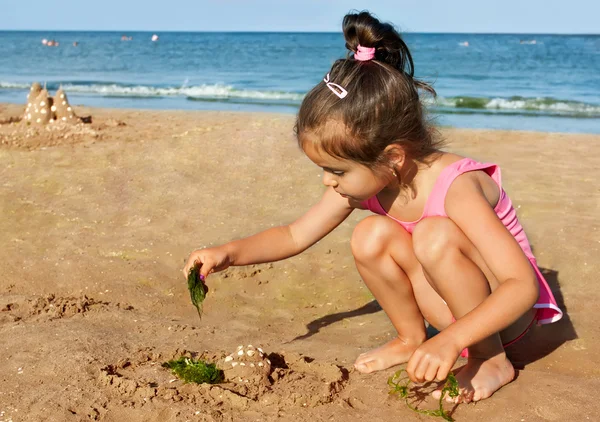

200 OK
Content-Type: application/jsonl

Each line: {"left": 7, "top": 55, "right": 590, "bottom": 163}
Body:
{"left": 412, "top": 217, "right": 459, "bottom": 265}
{"left": 351, "top": 215, "right": 405, "bottom": 262}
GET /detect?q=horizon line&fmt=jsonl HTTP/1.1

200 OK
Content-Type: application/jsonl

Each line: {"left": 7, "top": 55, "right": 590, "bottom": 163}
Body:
{"left": 0, "top": 29, "right": 598, "bottom": 36}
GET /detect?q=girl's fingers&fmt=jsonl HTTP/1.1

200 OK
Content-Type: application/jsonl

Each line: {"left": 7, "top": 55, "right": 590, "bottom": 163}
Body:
{"left": 405, "top": 353, "right": 420, "bottom": 382}
{"left": 436, "top": 361, "right": 453, "bottom": 382}
{"left": 424, "top": 361, "right": 439, "bottom": 382}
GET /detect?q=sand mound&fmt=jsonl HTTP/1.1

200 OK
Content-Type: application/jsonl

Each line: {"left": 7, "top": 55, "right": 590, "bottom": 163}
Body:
{"left": 98, "top": 347, "right": 349, "bottom": 414}
{"left": 0, "top": 294, "right": 134, "bottom": 322}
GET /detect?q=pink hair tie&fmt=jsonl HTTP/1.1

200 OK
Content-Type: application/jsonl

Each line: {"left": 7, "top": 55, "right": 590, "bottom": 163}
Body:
{"left": 354, "top": 45, "right": 376, "bottom": 61}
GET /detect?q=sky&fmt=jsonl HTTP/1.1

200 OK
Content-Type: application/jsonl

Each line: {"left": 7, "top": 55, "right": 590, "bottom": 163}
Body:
{"left": 1, "top": 0, "right": 599, "bottom": 34}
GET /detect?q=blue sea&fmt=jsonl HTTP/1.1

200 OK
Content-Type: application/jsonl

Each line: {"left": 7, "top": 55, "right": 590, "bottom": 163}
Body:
{"left": 0, "top": 31, "right": 599, "bottom": 133}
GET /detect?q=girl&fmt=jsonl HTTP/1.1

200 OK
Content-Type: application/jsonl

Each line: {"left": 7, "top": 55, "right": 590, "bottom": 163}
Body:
{"left": 183, "top": 11, "right": 562, "bottom": 403}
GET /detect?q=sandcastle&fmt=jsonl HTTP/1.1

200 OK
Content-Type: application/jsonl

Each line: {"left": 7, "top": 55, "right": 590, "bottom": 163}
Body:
{"left": 23, "top": 83, "right": 80, "bottom": 125}
{"left": 221, "top": 344, "right": 272, "bottom": 385}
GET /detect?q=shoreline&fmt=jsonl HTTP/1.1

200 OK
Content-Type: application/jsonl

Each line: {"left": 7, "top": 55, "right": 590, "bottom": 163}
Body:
{"left": 3, "top": 102, "right": 600, "bottom": 137}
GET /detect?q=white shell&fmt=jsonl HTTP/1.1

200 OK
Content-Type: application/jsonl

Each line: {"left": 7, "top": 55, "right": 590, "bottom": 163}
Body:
{"left": 28, "top": 103, "right": 32, "bottom": 107}
{"left": 67, "top": 107, "right": 72, "bottom": 111}
{"left": 247, "top": 345, "right": 254, "bottom": 349}
{"left": 237, "top": 350, "right": 244, "bottom": 356}
{"left": 250, "top": 363, "right": 255, "bottom": 367}
{"left": 258, "top": 362, "right": 264, "bottom": 367}
{"left": 247, "top": 350, "right": 255, "bottom": 357}
{"left": 40, "top": 101, "right": 46, "bottom": 106}
{"left": 239, "top": 362, "right": 245, "bottom": 366}
{"left": 257, "top": 348, "right": 264, "bottom": 353}
{"left": 49, "top": 119, "right": 54, "bottom": 123}
{"left": 237, "top": 345, "right": 243, "bottom": 350}
{"left": 27, "top": 113, "right": 31, "bottom": 119}
{"left": 41, "top": 109, "right": 47, "bottom": 114}
{"left": 266, "top": 359, "right": 271, "bottom": 365}
{"left": 62, "top": 101, "right": 66, "bottom": 105}
{"left": 62, "top": 117, "right": 67, "bottom": 121}
{"left": 224, "top": 356, "right": 233, "bottom": 362}
{"left": 51, "top": 106, "right": 56, "bottom": 111}
{"left": 36, "top": 118, "right": 41, "bottom": 123}
{"left": 60, "top": 94, "right": 65, "bottom": 98}
{"left": 231, "top": 362, "right": 238, "bottom": 367}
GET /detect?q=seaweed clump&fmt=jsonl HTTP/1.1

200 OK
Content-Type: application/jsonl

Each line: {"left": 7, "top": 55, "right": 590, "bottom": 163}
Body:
{"left": 187, "top": 263, "right": 208, "bottom": 319}
{"left": 388, "top": 369, "right": 460, "bottom": 421}
{"left": 162, "top": 357, "right": 223, "bottom": 384}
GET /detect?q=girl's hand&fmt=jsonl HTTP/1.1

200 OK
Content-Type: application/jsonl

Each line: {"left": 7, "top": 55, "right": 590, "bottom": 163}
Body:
{"left": 182, "top": 247, "right": 232, "bottom": 280}
{"left": 406, "top": 332, "right": 462, "bottom": 383}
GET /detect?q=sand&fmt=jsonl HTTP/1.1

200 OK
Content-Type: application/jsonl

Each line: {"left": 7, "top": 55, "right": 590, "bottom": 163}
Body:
{"left": 0, "top": 103, "right": 599, "bottom": 421}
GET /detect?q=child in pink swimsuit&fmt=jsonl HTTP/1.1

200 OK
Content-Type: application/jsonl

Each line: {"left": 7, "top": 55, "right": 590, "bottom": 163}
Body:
{"left": 184, "top": 11, "right": 562, "bottom": 404}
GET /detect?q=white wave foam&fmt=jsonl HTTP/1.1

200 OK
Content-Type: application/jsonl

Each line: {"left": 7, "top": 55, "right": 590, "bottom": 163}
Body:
{"left": 0, "top": 81, "right": 304, "bottom": 102}
{"left": 436, "top": 96, "right": 600, "bottom": 115}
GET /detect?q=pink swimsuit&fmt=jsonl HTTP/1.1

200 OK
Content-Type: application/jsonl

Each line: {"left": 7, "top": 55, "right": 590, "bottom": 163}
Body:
{"left": 360, "top": 157, "right": 563, "bottom": 328}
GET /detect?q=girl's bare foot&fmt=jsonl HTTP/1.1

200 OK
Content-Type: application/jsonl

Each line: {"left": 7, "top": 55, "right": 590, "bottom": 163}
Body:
{"left": 433, "top": 354, "right": 515, "bottom": 403}
{"left": 354, "top": 337, "right": 424, "bottom": 373}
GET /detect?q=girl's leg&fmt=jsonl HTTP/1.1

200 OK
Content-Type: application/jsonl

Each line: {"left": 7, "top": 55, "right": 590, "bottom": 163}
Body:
{"left": 412, "top": 217, "right": 534, "bottom": 402}
{"left": 351, "top": 216, "right": 454, "bottom": 373}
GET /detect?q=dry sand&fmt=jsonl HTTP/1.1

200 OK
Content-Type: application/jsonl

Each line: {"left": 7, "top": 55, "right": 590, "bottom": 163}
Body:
{"left": 0, "top": 103, "right": 599, "bottom": 421}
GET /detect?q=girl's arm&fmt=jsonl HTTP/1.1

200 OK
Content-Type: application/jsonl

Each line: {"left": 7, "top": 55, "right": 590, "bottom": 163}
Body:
{"left": 183, "top": 187, "right": 354, "bottom": 278}
{"left": 442, "top": 172, "right": 540, "bottom": 350}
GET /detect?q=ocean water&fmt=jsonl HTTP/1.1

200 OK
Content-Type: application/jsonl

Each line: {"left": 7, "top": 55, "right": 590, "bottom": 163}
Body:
{"left": 0, "top": 31, "right": 599, "bottom": 133}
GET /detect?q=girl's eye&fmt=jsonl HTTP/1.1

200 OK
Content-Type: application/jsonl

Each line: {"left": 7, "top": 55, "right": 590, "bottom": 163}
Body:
{"left": 332, "top": 171, "right": 345, "bottom": 176}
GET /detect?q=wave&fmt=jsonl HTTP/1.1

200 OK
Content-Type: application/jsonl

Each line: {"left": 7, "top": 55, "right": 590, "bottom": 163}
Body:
{"left": 0, "top": 80, "right": 304, "bottom": 102}
{"left": 434, "top": 96, "right": 600, "bottom": 118}
{"left": 2, "top": 81, "right": 599, "bottom": 118}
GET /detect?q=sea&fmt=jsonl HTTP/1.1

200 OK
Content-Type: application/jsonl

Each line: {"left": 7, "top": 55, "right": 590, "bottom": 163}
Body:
{"left": 0, "top": 31, "right": 599, "bottom": 133}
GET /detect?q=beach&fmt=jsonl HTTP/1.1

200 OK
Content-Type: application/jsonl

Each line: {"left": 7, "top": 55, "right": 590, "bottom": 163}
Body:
{"left": 1, "top": 104, "right": 599, "bottom": 421}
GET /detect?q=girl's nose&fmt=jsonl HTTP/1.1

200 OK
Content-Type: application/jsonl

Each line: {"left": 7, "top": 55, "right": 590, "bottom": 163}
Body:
{"left": 322, "top": 172, "right": 338, "bottom": 187}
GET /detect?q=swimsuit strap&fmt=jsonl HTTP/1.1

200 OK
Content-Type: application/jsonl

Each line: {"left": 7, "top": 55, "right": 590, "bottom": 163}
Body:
{"left": 426, "top": 158, "right": 501, "bottom": 217}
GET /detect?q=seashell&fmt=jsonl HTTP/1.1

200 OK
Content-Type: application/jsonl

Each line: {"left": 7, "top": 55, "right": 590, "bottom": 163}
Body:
{"left": 36, "top": 118, "right": 41, "bottom": 123}
{"left": 247, "top": 350, "right": 255, "bottom": 357}
{"left": 49, "top": 119, "right": 54, "bottom": 123}
{"left": 244, "top": 379, "right": 249, "bottom": 383}
{"left": 247, "top": 345, "right": 254, "bottom": 349}
{"left": 51, "top": 106, "right": 56, "bottom": 111}
{"left": 237, "top": 345, "right": 243, "bottom": 350}
{"left": 28, "top": 103, "right": 32, "bottom": 107}
{"left": 239, "top": 362, "right": 245, "bottom": 366}
{"left": 237, "top": 350, "right": 244, "bottom": 356}
{"left": 27, "top": 113, "right": 31, "bottom": 119}
{"left": 224, "top": 356, "right": 233, "bottom": 362}
{"left": 62, "top": 101, "right": 66, "bottom": 105}
{"left": 41, "top": 109, "right": 46, "bottom": 114}
{"left": 231, "top": 362, "right": 238, "bottom": 367}
{"left": 257, "top": 348, "right": 264, "bottom": 353}
{"left": 250, "top": 363, "right": 255, "bottom": 367}
{"left": 266, "top": 359, "right": 271, "bottom": 365}
{"left": 62, "top": 117, "right": 67, "bottom": 121}
{"left": 40, "top": 101, "right": 45, "bottom": 106}
{"left": 258, "top": 362, "right": 264, "bottom": 367}
{"left": 67, "top": 107, "right": 72, "bottom": 111}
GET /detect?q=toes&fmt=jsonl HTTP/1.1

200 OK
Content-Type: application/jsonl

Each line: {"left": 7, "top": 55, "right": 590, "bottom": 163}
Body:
{"left": 354, "top": 360, "right": 375, "bottom": 374}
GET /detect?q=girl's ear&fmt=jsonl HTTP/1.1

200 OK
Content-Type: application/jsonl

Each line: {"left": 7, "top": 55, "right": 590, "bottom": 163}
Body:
{"left": 383, "top": 144, "right": 406, "bottom": 168}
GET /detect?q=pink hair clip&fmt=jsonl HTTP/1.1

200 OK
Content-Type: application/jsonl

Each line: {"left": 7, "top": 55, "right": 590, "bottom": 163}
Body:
{"left": 354, "top": 45, "right": 376, "bottom": 61}
{"left": 323, "top": 73, "right": 348, "bottom": 99}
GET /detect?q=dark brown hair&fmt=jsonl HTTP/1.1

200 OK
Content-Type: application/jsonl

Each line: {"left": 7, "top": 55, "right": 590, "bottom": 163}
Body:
{"left": 295, "top": 11, "right": 443, "bottom": 171}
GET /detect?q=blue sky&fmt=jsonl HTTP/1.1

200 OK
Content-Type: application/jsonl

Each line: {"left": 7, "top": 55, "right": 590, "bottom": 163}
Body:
{"left": 2, "top": 0, "right": 599, "bottom": 33}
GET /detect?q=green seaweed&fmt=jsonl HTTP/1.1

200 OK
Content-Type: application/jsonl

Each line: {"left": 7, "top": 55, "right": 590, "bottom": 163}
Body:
{"left": 162, "top": 357, "right": 223, "bottom": 384}
{"left": 187, "top": 263, "right": 208, "bottom": 319}
{"left": 388, "top": 369, "right": 460, "bottom": 421}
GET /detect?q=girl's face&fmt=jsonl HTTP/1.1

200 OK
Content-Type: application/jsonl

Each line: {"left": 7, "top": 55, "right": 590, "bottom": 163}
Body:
{"left": 303, "top": 143, "right": 392, "bottom": 201}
